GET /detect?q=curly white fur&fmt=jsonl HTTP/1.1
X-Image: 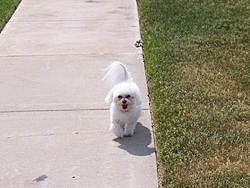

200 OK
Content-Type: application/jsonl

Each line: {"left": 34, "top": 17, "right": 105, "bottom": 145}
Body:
{"left": 103, "top": 61, "right": 142, "bottom": 138}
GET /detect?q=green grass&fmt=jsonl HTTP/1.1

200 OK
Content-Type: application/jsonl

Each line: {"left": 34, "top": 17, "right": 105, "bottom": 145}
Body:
{"left": 0, "top": 0, "right": 21, "bottom": 32}
{"left": 137, "top": 0, "right": 250, "bottom": 187}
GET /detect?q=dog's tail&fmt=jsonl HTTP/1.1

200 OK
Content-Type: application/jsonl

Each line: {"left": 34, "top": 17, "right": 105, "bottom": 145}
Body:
{"left": 102, "top": 61, "right": 133, "bottom": 87}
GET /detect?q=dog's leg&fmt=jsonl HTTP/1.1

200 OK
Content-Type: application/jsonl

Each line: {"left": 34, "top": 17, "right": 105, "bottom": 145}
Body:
{"left": 109, "top": 123, "right": 124, "bottom": 138}
{"left": 124, "top": 123, "right": 136, "bottom": 137}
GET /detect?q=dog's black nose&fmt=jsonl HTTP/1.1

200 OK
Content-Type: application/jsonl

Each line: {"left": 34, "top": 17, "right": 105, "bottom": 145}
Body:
{"left": 122, "top": 100, "right": 127, "bottom": 104}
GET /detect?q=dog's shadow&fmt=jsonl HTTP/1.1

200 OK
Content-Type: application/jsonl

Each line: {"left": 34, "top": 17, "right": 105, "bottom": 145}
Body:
{"left": 113, "top": 122, "right": 155, "bottom": 156}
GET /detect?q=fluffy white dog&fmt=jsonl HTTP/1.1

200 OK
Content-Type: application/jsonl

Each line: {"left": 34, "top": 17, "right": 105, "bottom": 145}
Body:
{"left": 103, "top": 61, "right": 142, "bottom": 138}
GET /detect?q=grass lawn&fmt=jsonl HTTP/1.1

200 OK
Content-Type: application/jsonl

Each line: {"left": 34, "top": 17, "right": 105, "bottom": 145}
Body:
{"left": 0, "top": 0, "right": 21, "bottom": 32}
{"left": 137, "top": 0, "right": 250, "bottom": 187}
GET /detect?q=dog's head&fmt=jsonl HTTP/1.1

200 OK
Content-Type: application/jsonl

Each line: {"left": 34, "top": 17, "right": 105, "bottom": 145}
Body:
{"left": 105, "top": 82, "right": 142, "bottom": 112}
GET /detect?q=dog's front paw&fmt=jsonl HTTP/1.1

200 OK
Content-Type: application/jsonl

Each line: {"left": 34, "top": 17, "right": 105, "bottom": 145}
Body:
{"left": 109, "top": 123, "right": 124, "bottom": 138}
{"left": 124, "top": 124, "right": 135, "bottom": 137}
{"left": 124, "top": 132, "right": 134, "bottom": 137}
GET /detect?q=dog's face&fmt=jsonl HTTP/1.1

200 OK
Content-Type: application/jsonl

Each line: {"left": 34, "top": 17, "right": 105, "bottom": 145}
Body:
{"left": 105, "top": 82, "right": 142, "bottom": 111}
{"left": 114, "top": 94, "right": 135, "bottom": 111}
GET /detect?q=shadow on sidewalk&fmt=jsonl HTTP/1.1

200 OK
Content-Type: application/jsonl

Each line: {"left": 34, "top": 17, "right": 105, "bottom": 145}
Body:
{"left": 113, "top": 123, "right": 155, "bottom": 156}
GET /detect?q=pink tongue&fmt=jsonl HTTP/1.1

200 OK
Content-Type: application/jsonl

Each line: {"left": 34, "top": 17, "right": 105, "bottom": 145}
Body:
{"left": 122, "top": 105, "right": 128, "bottom": 110}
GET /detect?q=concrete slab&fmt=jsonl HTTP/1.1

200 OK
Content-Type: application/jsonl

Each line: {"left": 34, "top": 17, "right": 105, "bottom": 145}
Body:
{"left": 0, "top": 0, "right": 141, "bottom": 56}
{"left": 0, "top": 54, "right": 149, "bottom": 112}
{"left": 0, "top": 110, "right": 156, "bottom": 188}
{"left": 10, "top": 0, "right": 138, "bottom": 22}
{"left": 0, "top": 20, "right": 141, "bottom": 56}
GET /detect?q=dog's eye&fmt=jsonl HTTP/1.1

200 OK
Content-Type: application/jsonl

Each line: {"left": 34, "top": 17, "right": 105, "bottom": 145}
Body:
{"left": 118, "top": 96, "right": 122, "bottom": 99}
{"left": 127, "top": 95, "right": 131, "bottom": 98}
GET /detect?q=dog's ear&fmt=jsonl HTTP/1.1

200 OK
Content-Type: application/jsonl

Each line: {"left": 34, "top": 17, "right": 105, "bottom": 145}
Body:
{"left": 133, "top": 84, "right": 142, "bottom": 106}
{"left": 105, "top": 88, "right": 114, "bottom": 104}
{"left": 135, "top": 84, "right": 142, "bottom": 105}
{"left": 135, "top": 93, "right": 142, "bottom": 106}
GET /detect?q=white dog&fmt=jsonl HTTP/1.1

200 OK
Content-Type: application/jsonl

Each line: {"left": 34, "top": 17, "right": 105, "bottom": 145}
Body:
{"left": 103, "top": 61, "right": 142, "bottom": 138}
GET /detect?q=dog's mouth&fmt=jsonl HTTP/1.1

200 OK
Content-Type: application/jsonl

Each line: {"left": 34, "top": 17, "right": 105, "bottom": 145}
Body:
{"left": 122, "top": 104, "right": 128, "bottom": 111}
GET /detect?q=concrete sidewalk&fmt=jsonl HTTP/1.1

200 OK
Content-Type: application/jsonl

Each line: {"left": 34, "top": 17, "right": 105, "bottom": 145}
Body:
{"left": 0, "top": 0, "right": 158, "bottom": 187}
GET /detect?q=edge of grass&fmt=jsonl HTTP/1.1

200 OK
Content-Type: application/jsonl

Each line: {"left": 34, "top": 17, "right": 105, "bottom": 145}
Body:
{"left": 0, "top": 0, "right": 21, "bottom": 33}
